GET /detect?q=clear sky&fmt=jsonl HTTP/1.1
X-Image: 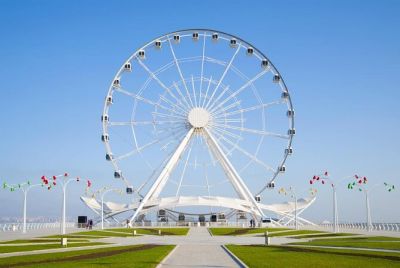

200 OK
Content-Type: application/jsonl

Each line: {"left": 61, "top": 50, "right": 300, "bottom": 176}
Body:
{"left": 0, "top": 0, "right": 399, "bottom": 223}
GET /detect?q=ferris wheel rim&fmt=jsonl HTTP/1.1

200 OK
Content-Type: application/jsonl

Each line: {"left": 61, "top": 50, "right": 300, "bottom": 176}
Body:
{"left": 101, "top": 28, "right": 295, "bottom": 197}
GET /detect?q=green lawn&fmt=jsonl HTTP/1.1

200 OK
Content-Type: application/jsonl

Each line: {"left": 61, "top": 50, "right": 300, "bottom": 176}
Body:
{"left": 0, "top": 239, "right": 89, "bottom": 244}
{"left": 268, "top": 229, "right": 326, "bottom": 237}
{"left": 0, "top": 244, "right": 174, "bottom": 268}
{"left": 0, "top": 242, "right": 107, "bottom": 253}
{"left": 291, "top": 236, "right": 400, "bottom": 250}
{"left": 226, "top": 245, "right": 400, "bottom": 268}
{"left": 65, "top": 230, "right": 134, "bottom": 238}
{"left": 293, "top": 233, "right": 357, "bottom": 239}
{"left": 107, "top": 228, "right": 189, "bottom": 236}
{"left": 46, "top": 234, "right": 106, "bottom": 239}
{"left": 208, "top": 227, "right": 290, "bottom": 236}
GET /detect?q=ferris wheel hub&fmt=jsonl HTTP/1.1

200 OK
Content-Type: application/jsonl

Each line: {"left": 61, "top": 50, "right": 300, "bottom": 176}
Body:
{"left": 188, "top": 107, "right": 210, "bottom": 128}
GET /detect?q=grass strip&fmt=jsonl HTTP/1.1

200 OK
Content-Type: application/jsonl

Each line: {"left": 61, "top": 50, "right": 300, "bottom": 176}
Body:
{"left": 0, "top": 244, "right": 174, "bottom": 268}
{"left": 226, "top": 245, "right": 400, "bottom": 268}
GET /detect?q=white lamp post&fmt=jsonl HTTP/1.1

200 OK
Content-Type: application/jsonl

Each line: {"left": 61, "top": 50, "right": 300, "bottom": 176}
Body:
{"left": 310, "top": 172, "right": 354, "bottom": 233}
{"left": 101, "top": 188, "right": 123, "bottom": 230}
{"left": 278, "top": 186, "right": 298, "bottom": 230}
{"left": 51, "top": 173, "right": 80, "bottom": 235}
{"left": 348, "top": 177, "right": 395, "bottom": 232}
{"left": 3, "top": 181, "right": 46, "bottom": 233}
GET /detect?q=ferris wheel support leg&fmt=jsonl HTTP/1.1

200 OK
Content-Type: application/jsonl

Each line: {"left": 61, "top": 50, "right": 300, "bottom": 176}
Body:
{"left": 129, "top": 128, "right": 195, "bottom": 224}
{"left": 204, "top": 128, "right": 266, "bottom": 219}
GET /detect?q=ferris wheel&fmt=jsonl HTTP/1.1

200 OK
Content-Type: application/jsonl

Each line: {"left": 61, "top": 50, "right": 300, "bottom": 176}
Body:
{"left": 101, "top": 29, "right": 295, "bottom": 221}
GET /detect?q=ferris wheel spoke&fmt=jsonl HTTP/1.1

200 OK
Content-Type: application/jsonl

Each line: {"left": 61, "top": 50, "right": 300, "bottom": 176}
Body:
{"left": 211, "top": 126, "right": 243, "bottom": 143}
{"left": 201, "top": 76, "right": 213, "bottom": 108}
{"left": 176, "top": 144, "right": 193, "bottom": 196}
{"left": 210, "top": 100, "right": 241, "bottom": 118}
{"left": 209, "top": 69, "right": 269, "bottom": 114}
{"left": 115, "top": 87, "right": 157, "bottom": 106}
{"left": 135, "top": 57, "right": 185, "bottom": 109}
{"left": 214, "top": 100, "right": 286, "bottom": 118}
{"left": 205, "top": 45, "right": 241, "bottom": 109}
{"left": 213, "top": 118, "right": 244, "bottom": 124}
{"left": 115, "top": 139, "right": 160, "bottom": 161}
{"left": 199, "top": 31, "right": 207, "bottom": 108}
{"left": 167, "top": 36, "right": 195, "bottom": 108}
{"left": 191, "top": 75, "right": 198, "bottom": 107}
{"left": 172, "top": 82, "right": 193, "bottom": 111}
{"left": 152, "top": 111, "right": 187, "bottom": 120}
{"left": 108, "top": 119, "right": 183, "bottom": 127}
{"left": 211, "top": 123, "right": 290, "bottom": 140}
{"left": 211, "top": 129, "right": 276, "bottom": 173}
{"left": 159, "top": 94, "right": 188, "bottom": 115}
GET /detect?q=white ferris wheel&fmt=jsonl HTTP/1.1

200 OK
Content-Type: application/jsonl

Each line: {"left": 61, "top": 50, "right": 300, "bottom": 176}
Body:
{"left": 101, "top": 29, "right": 295, "bottom": 221}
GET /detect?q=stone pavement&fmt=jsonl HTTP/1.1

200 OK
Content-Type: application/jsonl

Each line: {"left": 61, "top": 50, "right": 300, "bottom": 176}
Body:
{"left": 0, "top": 227, "right": 82, "bottom": 242}
{"left": 156, "top": 227, "right": 242, "bottom": 267}
{"left": 2, "top": 227, "right": 399, "bottom": 266}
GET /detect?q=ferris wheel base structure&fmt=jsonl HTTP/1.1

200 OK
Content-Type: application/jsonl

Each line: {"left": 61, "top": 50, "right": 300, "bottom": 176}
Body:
{"left": 81, "top": 195, "right": 316, "bottom": 227}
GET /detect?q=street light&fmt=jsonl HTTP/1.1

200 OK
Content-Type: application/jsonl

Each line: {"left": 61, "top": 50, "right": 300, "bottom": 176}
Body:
{"left": 3, "top": 179, "right": 52, "bottom": 233}
{"left": 100, "top": 187, "right": 123, "bottom": 230}
{"left": 348, "top": 176, "right": 395, "bottom": 232}
{"left": 49, "top": 173, "right": 83, "bottom": 235}
{"left": 278, "top": 186, "right": 298, "bottom": 230}
{"left": 310, "top": 171, "right": 354, "bottom": 233}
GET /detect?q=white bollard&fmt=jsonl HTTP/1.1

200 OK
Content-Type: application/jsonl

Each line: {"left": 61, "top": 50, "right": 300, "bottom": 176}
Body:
{"left": 265, "top": 231, "right": 270, "bottom": 246}
{"left": 61, "top": 238, "right": 68, "bottom": 247}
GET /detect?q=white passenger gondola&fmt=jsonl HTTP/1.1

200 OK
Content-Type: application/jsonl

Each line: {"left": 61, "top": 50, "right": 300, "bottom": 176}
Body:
{"left": 285, "top": 147, "right": 293, "bottom": 155}
{"left": 212, "top": 33, "right": 218, "bottom": 41}
{"left": 101, "top": 114, "right": 109, "bottom": 122}
{"left": 114, "top": 171, "right": 122, "bottom": 178}
{"left": 261, "top": 59, "right": 269, "bottom": 68}
{"left": 230, "top": 38, "right": 237, "bottom": 48}
{"left": 112, "top": 78, "right": 120, "bottom": 88}
{"left": 279, "top": 165, "right": 286, "bottom": 172}
{"left": 173, "top": 34, "right": 180, "bottom": 43}
{"left": 106, "top": 96, "right": 113, "bottom": 105}
{"left": 138, "top": 50, "right": 145, "bottom": 59}
{"left": 124, "top": 62, "right": 132, "bottom": 72}
{"left": 101, "top": 134, "right": 109, "bottom": 142}
{"left": 273, "top": 74, "right": 281, "bottom": 83}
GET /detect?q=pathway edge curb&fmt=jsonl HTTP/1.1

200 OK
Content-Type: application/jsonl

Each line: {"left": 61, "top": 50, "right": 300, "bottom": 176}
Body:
{"left": 156, "top": 244, "right": 179, "bottom": 268}
{"left": 221, "top": 245, "right": 248, "bottom": 268}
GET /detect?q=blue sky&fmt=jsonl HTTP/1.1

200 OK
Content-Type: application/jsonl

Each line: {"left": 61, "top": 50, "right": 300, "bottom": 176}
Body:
{"left": 0, "top": 0, "right": 399, "bottom": 223}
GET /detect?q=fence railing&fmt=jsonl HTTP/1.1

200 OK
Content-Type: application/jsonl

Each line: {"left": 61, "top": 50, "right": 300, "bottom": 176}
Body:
{"left": 315, "top": 222, "right": 400, "bottom": 232}
{"left": 0, "top": 222, "right": 75, "bottom": 232}
{"left": 1, "top": 221, "right": 399, "bottom": 232}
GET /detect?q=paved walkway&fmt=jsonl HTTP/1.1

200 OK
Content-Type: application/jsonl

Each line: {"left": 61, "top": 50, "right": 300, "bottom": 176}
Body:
{"left": 0, "top": 227, "right": 81, "bottom": 241}
{"left": 157, "top": 228, "right": 242, "bottom": 268}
